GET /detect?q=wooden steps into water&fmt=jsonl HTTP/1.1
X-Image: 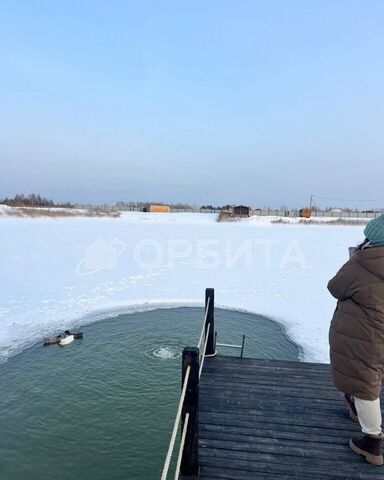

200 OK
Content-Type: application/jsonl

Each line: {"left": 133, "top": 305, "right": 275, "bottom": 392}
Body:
{"left": 188, "top": 355, "right": 384, "bottom": 480}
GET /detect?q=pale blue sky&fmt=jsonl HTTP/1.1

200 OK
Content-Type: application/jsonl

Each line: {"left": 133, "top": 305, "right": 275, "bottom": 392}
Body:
{"left": 0, "top": 1, "right": 383, "bottom": 208}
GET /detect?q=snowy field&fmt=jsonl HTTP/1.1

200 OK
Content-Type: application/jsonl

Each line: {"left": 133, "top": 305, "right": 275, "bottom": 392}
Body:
{"left": 0, "top": 211, "right": 365, "bottom": 363}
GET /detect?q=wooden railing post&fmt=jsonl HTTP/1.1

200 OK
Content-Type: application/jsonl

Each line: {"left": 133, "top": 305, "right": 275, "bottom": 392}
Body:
{"left": 181, "top": 347, "right": 199, "bottom": 476}
{"left": 205, "top": 288, "right": 216, "bottom": 356}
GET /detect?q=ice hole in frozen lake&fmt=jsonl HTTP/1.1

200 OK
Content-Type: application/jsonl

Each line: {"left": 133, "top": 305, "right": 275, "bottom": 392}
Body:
{"left": 0, "top": 306, "right": 300, "bottom": 480}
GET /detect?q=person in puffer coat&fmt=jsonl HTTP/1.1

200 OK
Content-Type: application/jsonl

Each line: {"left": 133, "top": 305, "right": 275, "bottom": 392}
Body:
{"left": 328, "top": 214, "right": 384, "bottom": 465}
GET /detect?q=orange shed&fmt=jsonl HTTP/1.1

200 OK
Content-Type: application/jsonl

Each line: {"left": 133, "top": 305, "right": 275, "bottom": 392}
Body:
{"left": 148, "top": 205, "right": 171, "bottom": 213}
{"left": 299, "top": 208, "right": 311, "bottom": 218}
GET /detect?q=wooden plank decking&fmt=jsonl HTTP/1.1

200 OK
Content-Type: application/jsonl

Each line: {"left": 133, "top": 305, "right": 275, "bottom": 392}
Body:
{"left": 195, "top": 356, "right": 384, "bottom": 480}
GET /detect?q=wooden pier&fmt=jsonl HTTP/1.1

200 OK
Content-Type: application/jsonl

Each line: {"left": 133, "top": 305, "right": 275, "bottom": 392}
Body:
{"left": 162, "top": 289, "right": 384, "bottom": 480}
{"left": 196, "top": 356, "right": 384, "bottom": 479}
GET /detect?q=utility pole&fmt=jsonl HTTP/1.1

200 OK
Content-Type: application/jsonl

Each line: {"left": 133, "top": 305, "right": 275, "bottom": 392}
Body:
{"left": 309, "top": 195, "right": 314, "bottom": 210}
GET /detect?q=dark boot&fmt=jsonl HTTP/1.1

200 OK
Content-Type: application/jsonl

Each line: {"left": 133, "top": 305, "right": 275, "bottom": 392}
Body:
{"left": 349, "top": 433, "right": 383, "bottom": 465}
{"left": 344, "top": 393, "right": 359, "bottom": 423}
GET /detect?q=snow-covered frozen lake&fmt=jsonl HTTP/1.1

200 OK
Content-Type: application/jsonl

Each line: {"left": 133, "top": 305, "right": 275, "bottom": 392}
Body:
{"left": 0, "top": 211, "right": 364, "bottom": 363}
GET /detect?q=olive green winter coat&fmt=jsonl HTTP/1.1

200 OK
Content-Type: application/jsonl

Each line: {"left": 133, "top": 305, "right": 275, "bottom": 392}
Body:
{"left": 328, "top": 246, "right": 384, "bottom": 400}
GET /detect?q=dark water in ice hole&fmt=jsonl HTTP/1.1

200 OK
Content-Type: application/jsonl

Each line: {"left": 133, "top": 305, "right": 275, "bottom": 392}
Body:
{"left": 0, "top": 307, "right": 301, "bottom": 480}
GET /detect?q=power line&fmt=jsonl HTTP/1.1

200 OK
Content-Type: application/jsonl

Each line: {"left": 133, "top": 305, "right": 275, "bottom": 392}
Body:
{"left": 312, "top": 195, "right": 384, "bottom": 203}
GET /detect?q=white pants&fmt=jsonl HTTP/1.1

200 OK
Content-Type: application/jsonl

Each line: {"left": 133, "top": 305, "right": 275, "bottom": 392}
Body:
{"left": 355, "top": 397, "right": 382, "bottom": 436}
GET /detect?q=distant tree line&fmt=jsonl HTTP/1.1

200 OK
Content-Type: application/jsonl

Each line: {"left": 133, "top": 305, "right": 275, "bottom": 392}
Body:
{"left": 3, "top": 195, "right": 381, "bottom": 213}
{"left": 200, "top": 204, "right": 232, "bottom": 210}
{"left": 1, "top": 193, "right": 74, "bottom": 208}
